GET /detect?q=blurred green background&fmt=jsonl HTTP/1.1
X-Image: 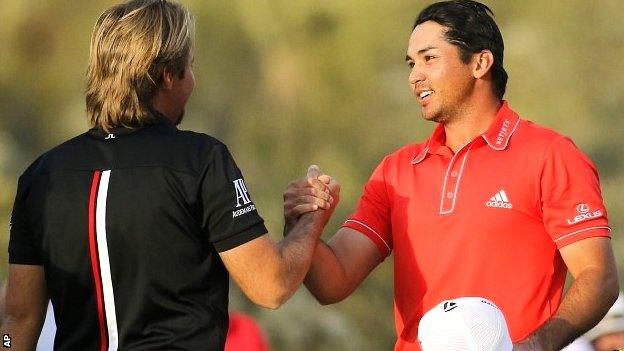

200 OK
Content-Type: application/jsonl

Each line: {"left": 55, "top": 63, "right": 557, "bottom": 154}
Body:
{"left": 1, "top": 0, "right": 623, "bottom": 349}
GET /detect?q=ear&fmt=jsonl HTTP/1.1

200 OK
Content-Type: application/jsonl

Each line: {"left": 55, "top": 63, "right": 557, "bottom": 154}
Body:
{"left": 161, "top": 68, "right": 175, "bottom": 90}
{"left": 472, "top": 50, "right": 494, "bottom": 79}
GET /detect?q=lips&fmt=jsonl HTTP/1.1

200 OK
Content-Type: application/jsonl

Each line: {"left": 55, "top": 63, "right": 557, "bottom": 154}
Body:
{"left": 419, "top": 90, "right": 433, "bottom": 98}
{"left": 416, "top": 89, "right": 434, "bottom": 105}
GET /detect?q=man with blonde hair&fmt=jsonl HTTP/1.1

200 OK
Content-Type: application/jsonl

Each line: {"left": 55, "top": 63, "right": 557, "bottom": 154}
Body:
{"left": 1, "top": 1, "right": 332, "bottom": 350}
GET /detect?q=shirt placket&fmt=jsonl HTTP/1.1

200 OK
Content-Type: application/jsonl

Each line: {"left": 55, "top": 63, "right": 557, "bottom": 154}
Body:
{"left": 439, "top": 143, "right": 473, "bottom": 214}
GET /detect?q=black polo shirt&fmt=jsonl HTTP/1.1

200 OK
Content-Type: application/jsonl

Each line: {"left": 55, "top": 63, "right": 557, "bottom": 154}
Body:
{"left": 8, "top": 111, "right": 267, "bottom": 350}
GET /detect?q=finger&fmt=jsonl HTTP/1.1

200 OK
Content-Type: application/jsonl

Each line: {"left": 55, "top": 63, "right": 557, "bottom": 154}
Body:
{"left": 290, "top": 203, "right": 320, "bottom": 216}
{"left": 308, "top": 178, "right": 329, "bottom": 193}
{"left": 307, "top": 164, "right": 320, "bottom": 180}
{"left": 306, "top": 187, "right": 331, "bottom": 202}
{"left": 294, "top": 195, "right": 331, "bottom": 210}
{"left": 284, "top": 185, "right": 331, "bottom": 201}
{"left": 317, "top": 174, "right": 331, "bottom": 184}
{"left": 285, "top": 192, "right": 333, "bottom": 210}
{"left": 328, "top": 178, "right": 341, "bottom": 194}
{"left": 287, "top": 178, "right": 312, "bottom": 190}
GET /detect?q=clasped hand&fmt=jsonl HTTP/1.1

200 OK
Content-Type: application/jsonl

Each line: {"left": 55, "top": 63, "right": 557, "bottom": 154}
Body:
{"left": 283, "top": 165, "right": 340, "bottom": 235}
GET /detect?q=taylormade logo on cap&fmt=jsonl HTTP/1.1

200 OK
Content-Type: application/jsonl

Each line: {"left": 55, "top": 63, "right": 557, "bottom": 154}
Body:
{"left": 418, "top": 297, "right": 513, "bottom": 351}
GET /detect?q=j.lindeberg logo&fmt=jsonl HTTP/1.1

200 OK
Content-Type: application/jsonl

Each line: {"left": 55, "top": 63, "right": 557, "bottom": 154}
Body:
{"left": 485, "top": 190, "right": 513, "bottom": 209}
{"left": 567, "top": 203, "right": 601, "bottom": 225}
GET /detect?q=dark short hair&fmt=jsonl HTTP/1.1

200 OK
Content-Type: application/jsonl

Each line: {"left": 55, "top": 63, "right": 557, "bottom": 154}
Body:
{"left": 414, "top": 0, "right": 508, "bottom": 99}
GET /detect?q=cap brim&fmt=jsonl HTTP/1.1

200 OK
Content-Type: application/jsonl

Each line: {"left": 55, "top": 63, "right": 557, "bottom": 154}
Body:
{"left": 585, "top": 318, "right": 624, "bottom": 340}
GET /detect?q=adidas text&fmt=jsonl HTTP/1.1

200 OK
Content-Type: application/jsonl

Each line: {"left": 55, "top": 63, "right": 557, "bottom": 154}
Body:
{"left": 486, "top": 201, "right": 512, "bottom": 209}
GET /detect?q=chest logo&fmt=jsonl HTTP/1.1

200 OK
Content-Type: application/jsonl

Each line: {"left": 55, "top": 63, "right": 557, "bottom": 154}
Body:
{"left": 566, "top": 203, "right": 602, "bottom": 225}
{"left": 485, "top": 190, "right": 513, "bottom": 209}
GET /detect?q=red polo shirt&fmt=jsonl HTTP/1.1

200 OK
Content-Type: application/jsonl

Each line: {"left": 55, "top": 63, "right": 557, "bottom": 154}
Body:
{"left": 343, "top": 101, "right": 610, "bottom": 350}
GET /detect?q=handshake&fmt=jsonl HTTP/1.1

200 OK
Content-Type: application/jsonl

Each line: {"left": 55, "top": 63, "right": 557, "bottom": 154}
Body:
{"left": 282, "top": 164, "right": 341, "bottom": 238}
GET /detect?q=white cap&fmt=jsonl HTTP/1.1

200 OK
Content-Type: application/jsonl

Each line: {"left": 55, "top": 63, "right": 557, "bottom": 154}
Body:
{"left": 585, "top": 291, "right": 624, "bottom": 340}
{"left": 418, "top": 297, "right": 513, "bottom": 351}
{"left": 560, "top": 337, "right": 594, "bottom": 351}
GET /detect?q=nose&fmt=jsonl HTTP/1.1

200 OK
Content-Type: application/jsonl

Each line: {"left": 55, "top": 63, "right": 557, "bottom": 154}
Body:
{"left": 409, "top": 66, "right": 425, "bottom": 85}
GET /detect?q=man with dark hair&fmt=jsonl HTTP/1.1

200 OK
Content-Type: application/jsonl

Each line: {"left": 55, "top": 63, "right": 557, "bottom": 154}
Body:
{"left": 284, "top": 1, "right": 619, "bottom": 350}
{"left": 1, "top": 1, "right": 333, "bottom": 350}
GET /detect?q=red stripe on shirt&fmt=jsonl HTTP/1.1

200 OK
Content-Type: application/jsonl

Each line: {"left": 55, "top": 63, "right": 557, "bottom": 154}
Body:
{"left": 88, "top": 170, "right": 108, "bottom": 351}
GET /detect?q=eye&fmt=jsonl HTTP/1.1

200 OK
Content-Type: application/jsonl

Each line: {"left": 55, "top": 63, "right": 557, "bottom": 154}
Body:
{"left": 424, "top": 55, "right": 435, "bottom": 62}
{"left": 407, "top": 61, "right": 415, "bottom": 69}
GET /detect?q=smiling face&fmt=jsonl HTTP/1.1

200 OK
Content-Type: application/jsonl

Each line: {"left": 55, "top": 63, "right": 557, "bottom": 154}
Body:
{"left": 406, "top": 21, "right": 477, "bottom": 123}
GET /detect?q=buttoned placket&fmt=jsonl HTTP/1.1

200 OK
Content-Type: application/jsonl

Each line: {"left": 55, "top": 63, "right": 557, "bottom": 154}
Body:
{"left": 439, "top": 142, "right": 474, "bottom": 215}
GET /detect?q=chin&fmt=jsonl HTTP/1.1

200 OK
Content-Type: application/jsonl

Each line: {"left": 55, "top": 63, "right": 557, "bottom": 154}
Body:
{"left": 421, "top": 108, "right": 445, "bottom": 123}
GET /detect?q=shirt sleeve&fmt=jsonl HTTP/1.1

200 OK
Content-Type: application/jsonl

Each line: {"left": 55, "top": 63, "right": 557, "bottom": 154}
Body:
{"left": 540, "top": 136, "right": 610, "bottom": 248}
{"left": 199, "top": 143, "right": 267, "bottom": 252}
{"left": 8, "top": 169, "right": 43, "bottom": 265}
{"left": 343, "top": 157, "right": 393, "bottom": 258}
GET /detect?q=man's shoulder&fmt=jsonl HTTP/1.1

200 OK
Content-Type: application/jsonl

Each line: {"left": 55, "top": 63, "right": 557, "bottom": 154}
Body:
{"left": 516, "top": 118, "right": 572, "bottom": 148}
{"left": 172, "top": 128, "right": 226, "bottom": 150}
{"left": 382, "top": 140, "right": 428, "bottom": 165}
{"left": 21, "top": 133, "right": 91, "bottom": 176}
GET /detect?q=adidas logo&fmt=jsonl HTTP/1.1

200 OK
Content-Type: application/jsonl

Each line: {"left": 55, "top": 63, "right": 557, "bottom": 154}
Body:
{"left": 485, "top": 190, "right": 513, "bottom": 209}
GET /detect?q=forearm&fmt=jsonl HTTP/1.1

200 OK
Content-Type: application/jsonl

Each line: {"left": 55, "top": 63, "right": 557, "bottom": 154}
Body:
{"left": 1, "top": 311, "right": 45, "bottom": 351}
{"left": 304, "top": 240, "right": 350, "bottom": 304}
{"left": 1, "top": 265, "right": 48, "bottom": 351}
{"left": 221, "top": 212, "right": 329, "bottom": 309}
{"left": 274, "top": 213, "right": 327, "bottom": 301}
{"left": 522, "top": 266, "right": 619, "bottom": 350}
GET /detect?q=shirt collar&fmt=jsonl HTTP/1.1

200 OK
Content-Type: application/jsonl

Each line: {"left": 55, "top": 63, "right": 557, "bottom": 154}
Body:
{"left": 87, "top": 108, "right": 175, "bottom": 140}
{"left": 480, "top": 101, "right": 521, "bottom": 151}
{"left": 411, "top": 101, "right": 520, "bottom": 164}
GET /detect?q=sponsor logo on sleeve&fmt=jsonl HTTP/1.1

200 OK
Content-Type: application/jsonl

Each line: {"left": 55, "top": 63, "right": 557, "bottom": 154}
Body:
{"left": 232, "top": 178, "right": 255, "bottom": 218}
{"left": 566, "top": 203, "right": 602, "bottom": 225}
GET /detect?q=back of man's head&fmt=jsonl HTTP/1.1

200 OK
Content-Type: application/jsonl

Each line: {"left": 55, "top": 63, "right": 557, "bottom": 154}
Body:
{"left": 86, "top": 0, "right": 194, "bottom": 133}
{"left": 413, "top": 0, "right": 507, "bottom": 100}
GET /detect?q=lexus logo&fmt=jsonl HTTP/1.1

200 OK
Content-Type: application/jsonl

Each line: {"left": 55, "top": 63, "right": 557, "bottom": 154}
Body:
{"left": 576, "top": 203, "right": 590, "bottom": 214}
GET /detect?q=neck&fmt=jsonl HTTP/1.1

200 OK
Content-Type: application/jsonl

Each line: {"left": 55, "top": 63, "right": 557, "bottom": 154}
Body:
{"left": 150, "top": 94, "right": 180, "bottom": 125}
{"left": 442, "top": 97, "right": 502, "bottom": 153}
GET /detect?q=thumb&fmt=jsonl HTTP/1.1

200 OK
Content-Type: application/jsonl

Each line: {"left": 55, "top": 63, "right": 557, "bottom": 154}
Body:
{"left": 328, "top": 177, "right": 340, "bottom": 194}
{"left": 307, "top": 164, "right": 320, "bottom": 179}
{"left": 317, "top": 174, "right": 331, "bottom": 184}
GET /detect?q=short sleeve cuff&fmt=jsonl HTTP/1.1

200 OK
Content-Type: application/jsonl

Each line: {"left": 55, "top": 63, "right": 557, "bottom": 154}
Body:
{"left": 214, "top": 222, "right": 268, "bottom": 252}
{"left": 554, "top": 226, "right": 611, "bottom": 249}
{"left": 343, "top": 219, "right": 392, "bottom": 258}
{"left": 9, "top": 246, "right": 43, "bottom": 265}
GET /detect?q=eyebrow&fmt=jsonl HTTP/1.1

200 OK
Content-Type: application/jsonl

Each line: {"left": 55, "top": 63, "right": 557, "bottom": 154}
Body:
{"left": 405, "top": 46, "right": 438, "bottom": 61}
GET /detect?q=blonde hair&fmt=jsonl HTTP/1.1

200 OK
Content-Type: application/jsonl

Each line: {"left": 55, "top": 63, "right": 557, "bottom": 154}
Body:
{"left": 86, "top": 0, "right": 194, "bottom": 132}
